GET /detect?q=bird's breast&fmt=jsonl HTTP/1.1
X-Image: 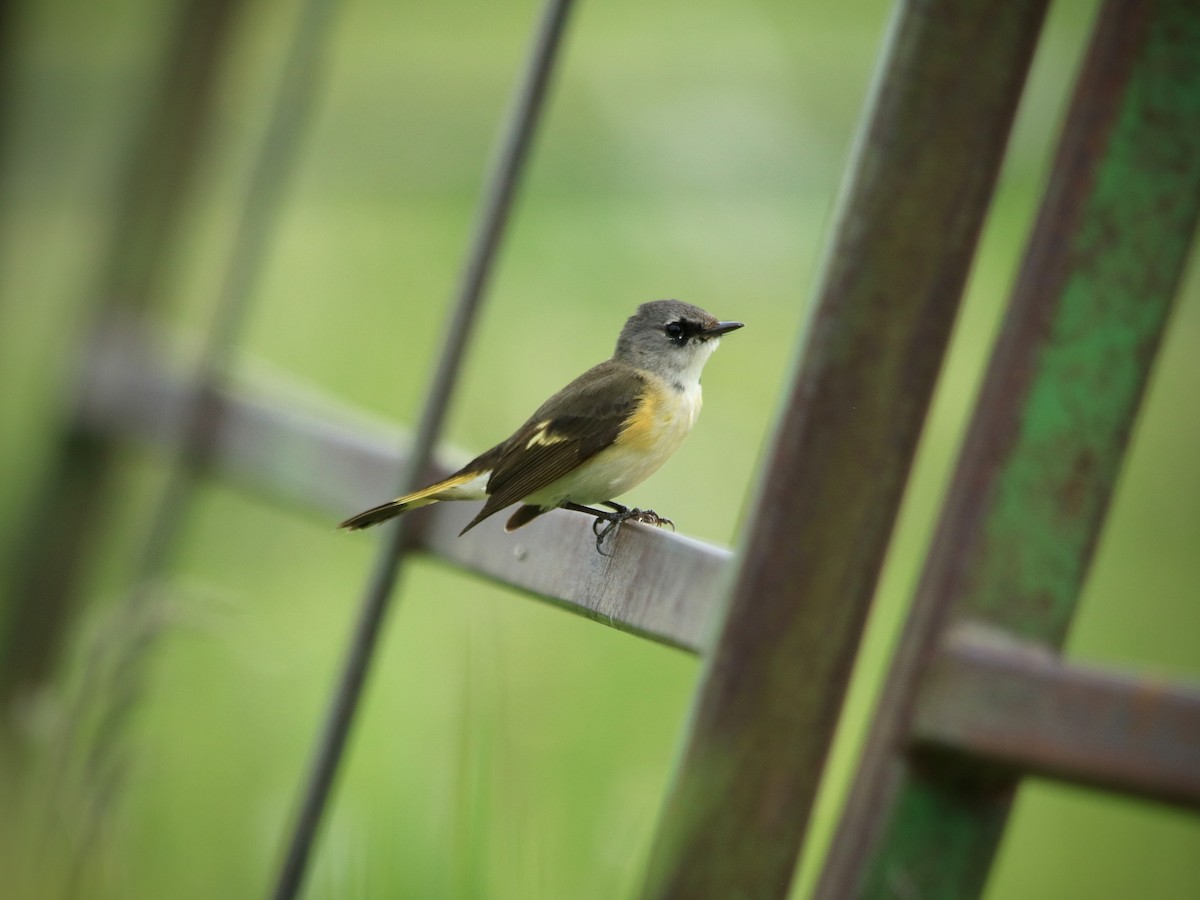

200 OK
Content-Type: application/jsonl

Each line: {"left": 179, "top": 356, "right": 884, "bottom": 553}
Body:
{"left": 618, "top": 376, "right": 702, "bottom": 457}
{"left": 553, "top": 374, "right": 703, "bottom": 504}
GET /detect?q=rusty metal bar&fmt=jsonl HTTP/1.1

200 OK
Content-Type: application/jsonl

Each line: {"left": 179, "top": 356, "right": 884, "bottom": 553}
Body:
{"left": 638, "top": 2, "right": 1048, "bottom": 898}
{"left": 817, "top": 0, "right": 1200, "bottom": 896}
{"left": 270, "top": 2, "right": 577, "bottom": 896}
{"left": 0, "top": 0, "right": 243, "bottom": 710}
{"left": 74, "top": 323, "right": 728, "bottom": 653}
{"left": 914, "top": 624, "right": 1200, "bottom": 810}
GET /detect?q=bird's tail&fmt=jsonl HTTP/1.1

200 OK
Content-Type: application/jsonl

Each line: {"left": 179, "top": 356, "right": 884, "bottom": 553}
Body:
{"left": 338, "top": 470, "right": 485, "bottom": 530}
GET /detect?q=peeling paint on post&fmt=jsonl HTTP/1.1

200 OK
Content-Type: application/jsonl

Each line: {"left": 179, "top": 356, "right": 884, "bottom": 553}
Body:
{"left": 971, "top": 0, "right": 1200, "bottom": 646}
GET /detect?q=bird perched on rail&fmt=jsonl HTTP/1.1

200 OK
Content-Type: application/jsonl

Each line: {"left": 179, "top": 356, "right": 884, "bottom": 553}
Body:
{"left": 339, "top": 299, "right": 743, "bottom": 553}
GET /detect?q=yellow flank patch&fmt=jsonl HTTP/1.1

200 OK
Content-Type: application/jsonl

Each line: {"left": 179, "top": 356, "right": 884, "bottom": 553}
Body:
{"left": 525, "top": 420, "right": 569, "bottom": 450}
{"left": 619, "top": 388, "right": 663, "bottom": 451}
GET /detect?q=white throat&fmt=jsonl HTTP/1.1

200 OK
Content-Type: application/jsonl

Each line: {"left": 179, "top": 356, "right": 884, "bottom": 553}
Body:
{"left": 668, "top": 337, "right": 720, "bottom": 391}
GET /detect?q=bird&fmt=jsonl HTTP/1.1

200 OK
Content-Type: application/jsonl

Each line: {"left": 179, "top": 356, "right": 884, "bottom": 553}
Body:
{"left": 339, "top": 299, "right": 743, "bottom": 553}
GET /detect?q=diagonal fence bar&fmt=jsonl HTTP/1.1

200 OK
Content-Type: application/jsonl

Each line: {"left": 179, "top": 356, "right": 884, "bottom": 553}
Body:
{"left": 639, "top": 1, "right": 1049, "bottom": 897}
{"left": 816, "top": 0, "right": 1200, "bottom": 896}
{"left": 269, "top": 2, "right": 577, "bottom": 897}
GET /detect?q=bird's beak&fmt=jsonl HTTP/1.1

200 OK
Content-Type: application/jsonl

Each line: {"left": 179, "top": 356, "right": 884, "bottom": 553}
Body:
{"left": 705, "top": 320, "right": 744, "bottom": 338}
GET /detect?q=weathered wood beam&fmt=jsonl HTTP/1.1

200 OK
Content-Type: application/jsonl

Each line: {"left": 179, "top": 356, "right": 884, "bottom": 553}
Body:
{"left": 76, "top": 324, "right": 729, "bottom": 654}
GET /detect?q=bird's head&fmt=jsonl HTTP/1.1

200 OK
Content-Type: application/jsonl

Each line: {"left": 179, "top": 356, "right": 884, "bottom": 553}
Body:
{"left": 614, "top": 299, "right": 743, "bottom": 385}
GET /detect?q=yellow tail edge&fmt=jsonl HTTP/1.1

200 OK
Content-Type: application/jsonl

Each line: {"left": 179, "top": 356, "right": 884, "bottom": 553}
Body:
{"left": 338, "top": 471, "right": 481, "bottom": 530}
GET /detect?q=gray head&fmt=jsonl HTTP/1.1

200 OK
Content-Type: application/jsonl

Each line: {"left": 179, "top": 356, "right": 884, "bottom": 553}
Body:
{"left": 613, "top": 299, "right": 743, "bottom": 383}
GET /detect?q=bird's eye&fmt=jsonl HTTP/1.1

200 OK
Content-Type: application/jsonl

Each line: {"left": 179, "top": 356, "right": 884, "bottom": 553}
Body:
{"left": 665, "top": 321, "right": 685, "bottom": 343}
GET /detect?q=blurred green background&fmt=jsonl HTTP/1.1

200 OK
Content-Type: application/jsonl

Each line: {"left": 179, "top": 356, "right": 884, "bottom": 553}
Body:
{"left": 2, "top": 0, "right": 1197, "bottom": 897}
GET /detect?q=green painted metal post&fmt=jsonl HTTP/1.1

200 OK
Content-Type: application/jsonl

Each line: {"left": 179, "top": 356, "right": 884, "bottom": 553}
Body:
{"left": 817, "top": 0, "right": 1200, "bottom": 895}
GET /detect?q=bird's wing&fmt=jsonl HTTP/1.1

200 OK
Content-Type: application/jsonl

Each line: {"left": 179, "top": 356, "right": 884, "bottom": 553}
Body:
{"left": 460, "top": 361, "right": 645, "bottom": 532}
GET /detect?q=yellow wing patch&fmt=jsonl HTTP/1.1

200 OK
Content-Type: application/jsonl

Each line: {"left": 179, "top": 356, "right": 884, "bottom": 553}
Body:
{"left": 524, "top": 420, "right": 570, "bottom": 450}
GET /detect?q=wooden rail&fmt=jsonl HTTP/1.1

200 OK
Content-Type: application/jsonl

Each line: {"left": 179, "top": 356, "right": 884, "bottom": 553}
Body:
{"left": 74, "top": 317, "right": 1200, "bottom": 816}
{"left": 77, "top": 322, "right": 729, "bottom": 655}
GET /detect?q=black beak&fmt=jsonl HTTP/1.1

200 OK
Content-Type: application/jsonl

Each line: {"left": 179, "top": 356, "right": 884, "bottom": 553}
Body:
{"left": 706, "top": 320, "right": 744, "bottom": 338}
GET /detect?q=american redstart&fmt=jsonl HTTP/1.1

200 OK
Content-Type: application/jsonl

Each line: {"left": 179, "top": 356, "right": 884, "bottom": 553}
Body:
{"left": 340, "top": 299, "right": 743, "bottom": 552}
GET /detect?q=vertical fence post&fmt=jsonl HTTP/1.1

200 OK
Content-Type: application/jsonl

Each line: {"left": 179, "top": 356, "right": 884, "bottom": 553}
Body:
{"left": 639, "top": 1, "right": 1048, "bottom": 896}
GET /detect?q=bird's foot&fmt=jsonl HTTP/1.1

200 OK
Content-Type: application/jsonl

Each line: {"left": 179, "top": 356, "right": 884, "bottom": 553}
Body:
{"left": 628, "top": 508, "right": 675, "bottom": 530}
{"left": 590, "top": 504, "right": 674, "bottom": 556}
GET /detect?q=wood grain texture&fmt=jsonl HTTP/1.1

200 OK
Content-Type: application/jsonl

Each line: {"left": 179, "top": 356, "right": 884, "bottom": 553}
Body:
{"left": 74, "top": 324, "right": 729, "bottom": 654}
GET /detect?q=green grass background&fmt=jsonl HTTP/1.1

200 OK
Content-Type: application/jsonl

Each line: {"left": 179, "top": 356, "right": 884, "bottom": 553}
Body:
{"left": 2, "top": 0, "right": 1198, "bottom": 897}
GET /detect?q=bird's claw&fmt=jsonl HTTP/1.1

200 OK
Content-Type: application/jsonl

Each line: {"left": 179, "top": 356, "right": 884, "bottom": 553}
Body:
{"left": 592, "top": 507, "right": 674, "bottom": 556}
{"left": 594, "top": 517, "right": 619, "bottom": 555}
{"left": 629, "top": 508, "right": 674, "bottom": 531}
